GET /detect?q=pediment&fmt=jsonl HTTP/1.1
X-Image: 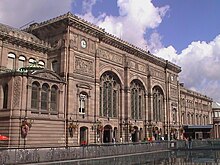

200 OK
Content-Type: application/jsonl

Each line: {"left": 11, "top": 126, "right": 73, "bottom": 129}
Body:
{"left": 30, "top": 69, "right": 64, "bottom": 82}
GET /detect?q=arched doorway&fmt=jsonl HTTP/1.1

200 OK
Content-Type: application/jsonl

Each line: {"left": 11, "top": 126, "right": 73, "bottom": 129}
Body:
{"left": 80, "top": 126, "right": 88, "bottom": 145}
{"left": 131, "top": 126, "right": 139, "bottom": 142}
{"left": 103, "top": 125, "right": 112, "bottom": 143}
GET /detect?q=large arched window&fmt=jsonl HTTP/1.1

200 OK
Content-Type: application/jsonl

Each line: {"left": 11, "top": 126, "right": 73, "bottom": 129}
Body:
{"left": 152, "top": 86, "right": 164, "bottom": 122}
{"left": 100, "top": 72, "right": 120, "bottom": 118}
{"left": 130, "top": 80, "right": 145, "bottom": 120}
{"left": 3, "top": 84, "right": 8, "bottom": 109}
{"left": 31, "top": 82, "right": 40, "bottom": 109}
{"left": 41, "top": 83, "right": 49, "bottom": 111}
{"left": 51, "top": 85, "right": 58, "bottom": 112}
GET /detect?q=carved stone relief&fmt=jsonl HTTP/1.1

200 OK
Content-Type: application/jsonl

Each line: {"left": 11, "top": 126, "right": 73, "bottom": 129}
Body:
{"left": 170, "top": 87, "right": 178, "bottom": 98}
{"left": 33, "top": 72, "right": 60, "bottom": 81}
{"left": 130, "top": 61, "right": 136, "bottom": 69}
{"left": 150, "top": 68, "right": 165, "bottom": 79}
{"left": 89, "top": 40, "right": 96, "bottom": 54}
{"left": 99, "top": 49, "right": 123, "bottom": 64}
{"left": 75, "top": 57, "right": 93, "bottom": 75}
{"left": 138, "top": 64, "right": 146, "bottom": 72}
{"left": 13, "top": 76, "right": 21, "bottom": 108}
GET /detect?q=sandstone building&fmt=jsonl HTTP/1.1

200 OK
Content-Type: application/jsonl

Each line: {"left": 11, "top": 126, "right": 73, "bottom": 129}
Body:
{"left": 0, "top": 13, "right": 213, "bottom": 147}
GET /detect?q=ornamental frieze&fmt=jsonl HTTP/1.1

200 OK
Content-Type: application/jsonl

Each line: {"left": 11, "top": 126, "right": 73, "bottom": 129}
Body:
{"left": 130, "top": 61, "right": 136, "bottom": 69}
{"left": 89, "top": 40, "right": 96, "bottom": 54}
{"left": 99, "top": 49, "right": 123, "bottom": 64}
{"left": 13, "top": 76, "right": 21, "bottom": 109}
{"left": 138, "top": 64, "right": 146, "bottom": 73}
{"left": 170, "top": 87, "right": 178, "bottom": 98}
{"left": 150, "top": 69, "right": 165, "bottom": 79}
{"left": 75, "top": 57, "right": 93, "bottom": 75}
{"left": 70, "top": 34, "right": 78, "bottom": 49}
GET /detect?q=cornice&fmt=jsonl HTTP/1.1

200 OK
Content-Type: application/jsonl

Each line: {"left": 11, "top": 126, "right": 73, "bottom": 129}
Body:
{"left": 180, "top": 86, "right": 212, "bottom": 101}
{"left": 25, "top": 12, "right": 181, "bottom": 73}
{"left": 0, "top": 23, "right": 50, "bottom": 52}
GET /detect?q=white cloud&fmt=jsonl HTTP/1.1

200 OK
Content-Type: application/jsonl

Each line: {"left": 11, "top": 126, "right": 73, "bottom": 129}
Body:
{"left": 79, "top": 0, "right": 169, "bottom": 49}
{"left": 0, "top": 0, "right": 219, "bottom": 102}
{"left": 0, "top": 0, "right": 73, "bottom": 28}
{"left": 79, "top": 0, "right": 220, "bottom": 102}
{"left": 155, "top": 35, "right": 220, "bottom": 102}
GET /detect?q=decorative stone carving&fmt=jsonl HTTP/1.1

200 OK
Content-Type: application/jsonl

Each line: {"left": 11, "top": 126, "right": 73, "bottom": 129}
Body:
{"left": 171, "top": 102, "right": 178, "bottom": 107}
{"left": 75, "top": 57, "right": 93, "bottom": 75}
{"left": 70, "top": 33, "right": 78, "bottom": 49}
{"left": 170, "top": 87, "right": 178, "bottom": 98}
{"left": 99, "top": 49, "right": 123, "bottom": 64}
{"left": 130, "top": 61, "right": 136, "bottom": 69}
{"left": 13, "top": 76, "right": 21, "bottom": 108}
{"left": 89, "top": 40, "right": 96, "bottom": 54}
{"left": 138, "top": 64, "right": 146, "bottom": 72}
{"left": 150, "top": 68, "right": 165, "bottom": 79}
{"left": 32, "top": 72, "right": 62, "bottom": 81}
{"left": 51, "top": 39, "right": 65, "bottom": 50}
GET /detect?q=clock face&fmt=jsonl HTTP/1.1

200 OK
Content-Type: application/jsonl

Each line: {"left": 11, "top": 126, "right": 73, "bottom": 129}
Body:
{"left": 81, "top": 39, "right": 87, "bottom": 48}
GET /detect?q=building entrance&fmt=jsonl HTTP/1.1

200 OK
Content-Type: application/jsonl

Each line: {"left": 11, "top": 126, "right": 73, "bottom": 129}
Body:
{"left": 103, "top": 125, "right": 112, "bottom": 143}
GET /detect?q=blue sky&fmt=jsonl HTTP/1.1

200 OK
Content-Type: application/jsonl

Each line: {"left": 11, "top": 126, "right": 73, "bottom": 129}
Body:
{"left": 72, "top": 0, "right": 220, "bottom": 53}
{"left": 0, "top": 0, "right": 220, "bottom": 102}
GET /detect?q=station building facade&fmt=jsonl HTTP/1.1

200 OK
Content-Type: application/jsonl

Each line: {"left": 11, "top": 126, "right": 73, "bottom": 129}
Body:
{"left": 0, "top": 13, "right": 213, "bottom": 147}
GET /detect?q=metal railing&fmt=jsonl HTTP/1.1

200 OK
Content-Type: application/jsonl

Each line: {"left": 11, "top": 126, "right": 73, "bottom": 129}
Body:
{"left": 0, "top": 141, "right": 169, "bottom": 164}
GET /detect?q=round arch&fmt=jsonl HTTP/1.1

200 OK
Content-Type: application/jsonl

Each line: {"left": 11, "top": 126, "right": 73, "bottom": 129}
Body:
{"left": 103, "top": 125, "right": 112, "bottom": 143}
{"left": 152, "top": 85, "right": 165, "bottom": 123}
{"left": 80, "top": 126, "right": 88, "bottom": 145}
{"left": 99, "top": 71, "right": 122, "bottom": 118}
{"left": 151, "top": 84, "right": 165, "bottom": 96}
{"left": 99, "top": 67, "right": 124, "bottom": 87}
{"left": 129, "top": 76, "right": 147, "bottom": 92}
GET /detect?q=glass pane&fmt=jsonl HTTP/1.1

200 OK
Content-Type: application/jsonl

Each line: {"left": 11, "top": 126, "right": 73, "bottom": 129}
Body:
{"left": 108, "top": 83, "right": 112, "bottom": 117}
{"left": 31, "top": 84, "right": 38, "bottom": 109}
{"left": 113, "top": 90, "right": 117, "bottom": 117}
{"left": 99, "top": 87, "right": 102, "bottom": 116}
{"left": 103, "top": 82, "right": 107, "bottom": 116}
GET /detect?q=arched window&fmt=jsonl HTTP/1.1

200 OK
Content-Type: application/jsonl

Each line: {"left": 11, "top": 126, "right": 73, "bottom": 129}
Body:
{"left": 18, "top": 55, "right": 26, "bottom": 68}
{"left": 41, "top": 84, "right": 49, "bottom": 111}
{"left": 100, "top": 72, "right": 120, "bottom": 118}
{"left": 7, "top": 52, "right": 16, "bottom": 69}
{"left": 152, "top": 86, "right": 164, "bottom": 122}
{"left": 31, "top": 82, "right": 40, "bottom": 109}
{"left": 130, "top": 80, "right": 145, "bottom": 120}
{"left": 29, "top": 58, "right": 36, "bottom": 65}
{"left": 51, "top": 85, "right": 58, "bottom": 112}
{"left": 79, "top": 93, "right": 87, "bottom": 114}
{"left": 38, "top": 60, "right": 45, "bottom": 67}
{"left": 3, "top": 84, "right": 8, "bottom": 109}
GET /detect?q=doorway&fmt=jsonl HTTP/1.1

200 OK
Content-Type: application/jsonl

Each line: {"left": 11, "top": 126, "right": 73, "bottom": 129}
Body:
{"left": 103, "top": 125, "right": 112, "bottom": 143}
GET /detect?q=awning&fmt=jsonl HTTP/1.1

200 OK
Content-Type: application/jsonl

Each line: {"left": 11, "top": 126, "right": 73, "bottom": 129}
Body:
{"left": 183, "top": 125, "right": 213, "bottom": 129}
{"left": 183, "top": 125, "right": 213, "bottom": 132}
